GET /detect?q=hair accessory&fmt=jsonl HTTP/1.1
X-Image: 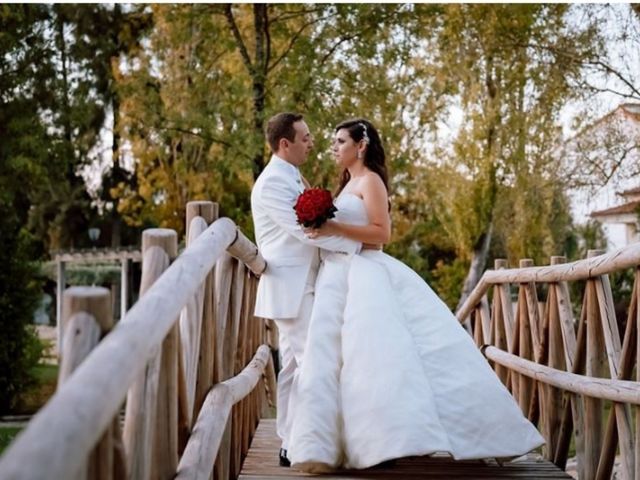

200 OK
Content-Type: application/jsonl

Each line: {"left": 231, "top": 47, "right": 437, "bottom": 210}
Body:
{"left": 358, "top": 122, "right": 370, "bottom": 144}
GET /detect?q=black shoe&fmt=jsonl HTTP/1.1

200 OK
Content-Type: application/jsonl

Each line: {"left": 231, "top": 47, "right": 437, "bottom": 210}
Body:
{"left": 374, "top": 458, "right": 397, "bottom": 469}
{"left": 279, "top": 448, "right": 291, "bottom": 467}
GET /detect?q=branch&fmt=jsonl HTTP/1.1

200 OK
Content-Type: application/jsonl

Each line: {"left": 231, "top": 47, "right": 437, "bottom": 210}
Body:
{"left": 579, "top": 80, "right": 640, "bottom": 100}
{"left": 254, "top": 5, "right": 265, "bottom": 77}
{"left": 584, "top": 59, "right": 640, "bottom": 99}
{"left": 515, "top": 40, "right": 640, "bottom": 99}
{"left": 318, "top": 7, "right": 403, "bottom": 68}
{"left": 318, "top": 31, "right": 359, "bottom": 67}
{"left": 224, "top": 4, "right": 254, "bottom": 76}
{"left": 288, "top": 8, "right": 404, "bottom": 98}
{"left": 267, "top": 12, "right": 337, "bottom": 73}
{"left": 270, "top": 6, "right": 324, "bottom": 24}
{"left": 565, "top": 143, "right": 640, "bottom": 188}
{"left": 263, "top": 5, "right": 271, "bottom": 73}
{"left": 153, "top": 126, "right": 232, "bottom": 148}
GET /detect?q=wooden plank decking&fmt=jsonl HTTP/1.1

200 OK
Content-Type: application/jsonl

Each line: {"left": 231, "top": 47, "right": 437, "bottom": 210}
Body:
{"left": 239, "top": 420, "right": 572, "bottom": 479}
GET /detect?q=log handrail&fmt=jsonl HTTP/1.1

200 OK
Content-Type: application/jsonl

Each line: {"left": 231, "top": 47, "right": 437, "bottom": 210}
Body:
{"left": 482, "top": 346, "right": 640, "bottom": 405}
{"left": 0, "top": 213, "right": 270, "bottom": 480}
{"left": 456, "top": 242, "right": 640, "bottom": 322}
{"left": 458, "top": 245, "right": 640, "bottom": 480}
{"left": 176, "top": 344, "right": 273, "bottom": 479}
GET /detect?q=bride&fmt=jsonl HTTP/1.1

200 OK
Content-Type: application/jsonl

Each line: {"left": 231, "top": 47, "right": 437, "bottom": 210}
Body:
{"left": 286, "top": 119, "right": 544, "bottom": 472}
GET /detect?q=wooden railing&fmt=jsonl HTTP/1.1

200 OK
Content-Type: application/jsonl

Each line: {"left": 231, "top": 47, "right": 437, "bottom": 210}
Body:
{"left": 0, "top": 201, "right": 277, "bottom": 480}
{"left": 457, "top": 246, "right": 640, "bottom": 480}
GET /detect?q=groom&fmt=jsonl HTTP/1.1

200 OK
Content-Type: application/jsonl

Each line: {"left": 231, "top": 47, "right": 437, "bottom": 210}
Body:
{"left": 251, "top": 112, "right": 360, "bottom": 466}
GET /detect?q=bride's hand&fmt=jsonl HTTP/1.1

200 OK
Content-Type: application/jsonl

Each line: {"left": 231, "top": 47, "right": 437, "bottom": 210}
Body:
{"left": 304, "top": 220, "right": 338, "bottom": 239}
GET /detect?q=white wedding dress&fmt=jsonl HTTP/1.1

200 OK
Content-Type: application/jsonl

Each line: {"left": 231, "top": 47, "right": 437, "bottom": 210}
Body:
{"left": 287, "top": 192, "right": 544, "bottom": 472}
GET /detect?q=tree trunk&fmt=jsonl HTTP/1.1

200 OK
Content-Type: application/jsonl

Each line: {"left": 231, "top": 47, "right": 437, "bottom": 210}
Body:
{"left": 55, "top": 7, "right": 74, "bottom": 180}
{"left": 252, "top": 76, "right": 266, "bottom": 179}
{"left": 456, "top": 53, "right": 500, "bottom": 311}
{"left": 456, "top": 222, "right": 494, "bottom": 311}
{"left": 109, "top": 4, "right": 125, "bottom": 247}
{"left": 224, "top": 4, "right": 268, "bottom": 179}
{"left": 252, "top": 4, "right": 267, "bottom": 179}
{"left": 110, "top": 96, "right": 123, "bottom": 248}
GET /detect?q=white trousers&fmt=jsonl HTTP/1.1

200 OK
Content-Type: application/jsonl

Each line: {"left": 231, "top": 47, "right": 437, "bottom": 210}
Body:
{"left": 273, "top": 258, "right": 318, "bottom": 450}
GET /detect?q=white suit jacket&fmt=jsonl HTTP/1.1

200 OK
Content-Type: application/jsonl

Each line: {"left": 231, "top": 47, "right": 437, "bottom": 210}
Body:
{"left": 251, "top": 155, "right": 361, "bottom": 319}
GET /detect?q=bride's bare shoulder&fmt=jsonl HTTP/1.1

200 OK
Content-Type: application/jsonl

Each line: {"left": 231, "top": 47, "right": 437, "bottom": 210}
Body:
{"left": 361, "top": 171, "right": 387, "bottom": 192}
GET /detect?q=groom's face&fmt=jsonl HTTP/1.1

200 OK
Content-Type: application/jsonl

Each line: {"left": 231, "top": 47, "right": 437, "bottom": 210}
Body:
{"left": 286, "top": 120, "right": 313, "bottom": 166}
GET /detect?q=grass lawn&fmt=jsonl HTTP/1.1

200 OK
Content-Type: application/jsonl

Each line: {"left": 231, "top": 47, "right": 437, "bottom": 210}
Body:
{"left": 0, "top": 364, "right": 57, "bottom": 454}
{"left": 0, "top": 427, "right": 22, "bottom": 454}
{"left": 11, "top": 363, "right": 58, "bottom": 415}
{"left": 31, "top": 363, "right": 58, "bottom": 384}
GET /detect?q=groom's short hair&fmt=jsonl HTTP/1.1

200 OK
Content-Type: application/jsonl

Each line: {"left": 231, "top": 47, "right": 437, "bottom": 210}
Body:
{"left": 266, "top": 112, "right": 304, "bottom": 153}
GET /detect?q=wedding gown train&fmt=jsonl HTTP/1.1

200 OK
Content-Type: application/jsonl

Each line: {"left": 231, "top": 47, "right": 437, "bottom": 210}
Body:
{"left": 287, "top": 193, "right": 545, "bottom": 471}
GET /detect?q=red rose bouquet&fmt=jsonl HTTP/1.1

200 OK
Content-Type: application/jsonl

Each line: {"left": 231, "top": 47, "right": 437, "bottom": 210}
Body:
{"left": 294, "top": 187, "right": 338, "bottom": 229}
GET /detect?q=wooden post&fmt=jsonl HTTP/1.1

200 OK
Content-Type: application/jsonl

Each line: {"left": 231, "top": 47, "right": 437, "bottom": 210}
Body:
{"left": 185, "top": 201, "right": 218, "bottom": 426}
{"left": 141, "top": 229, "right": 180, "bottom": 480}
{"left": 595, "top": 267, "right": 634, "bottom": 479}
{"left": 478, "top": 296, "right": 491, "bottom": 345}
{"left": 185, "top": 201, "right": 218, "bottom": 243}
{"left": 516, "top": 259, "right": 535, "bottom": 416}
{"left": 120, "top": 257, "right": 129, "bottom": 321}
{"left": 472, "top": 306, "right": 484, "bottom": 347}
{"left": 240, "top": 272, "right": 252, "bottom": 461}
{"left": 59, "top": 286, "right": 114, "bottom": 480}
{"left": 213, "top": 253, "right": 235, "bottom": 480}
{"left": 492, "top": 259, "right": 510, "bottom": 386}
{"left": 56, "top": 258, "right": 66, "bottom": 358}
{"left": 180, "top": 215, "right": 208, "bottom": 431}
{"left": 228, "top": 261, "right": 245, "bottom": 479}
{"left": 544, "top": 256, "right": 566, "bottom": 460}
{"left": 552, "top": 256, "right": 583, "bottom": 473}
{"left": 584, "top": 249, "right": 605, "bottom": 480}
{"left": 59, "top": 287, "right": 112, "bottom": 380}
{"left": 123, "top": 230, "right": 174, "bottom": 480}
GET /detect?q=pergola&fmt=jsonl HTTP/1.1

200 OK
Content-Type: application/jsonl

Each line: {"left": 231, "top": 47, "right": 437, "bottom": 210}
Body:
{"left": 53, "top": 247, "right": 142, "bottom": 349}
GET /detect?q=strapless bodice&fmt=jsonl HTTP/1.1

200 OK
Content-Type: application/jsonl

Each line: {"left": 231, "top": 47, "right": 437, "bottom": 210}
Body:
{"left": 334, "top": 193, "right": 368, "bottom": 227}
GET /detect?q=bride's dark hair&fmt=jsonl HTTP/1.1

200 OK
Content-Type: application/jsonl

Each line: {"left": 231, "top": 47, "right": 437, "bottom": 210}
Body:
{"left": 335, "top": 118, "right": 388, "bottom": 197}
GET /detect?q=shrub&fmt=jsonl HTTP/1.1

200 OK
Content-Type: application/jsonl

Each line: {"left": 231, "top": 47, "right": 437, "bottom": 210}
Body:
{"left": 0, "top": 205, "right": 43, "bottom": 412}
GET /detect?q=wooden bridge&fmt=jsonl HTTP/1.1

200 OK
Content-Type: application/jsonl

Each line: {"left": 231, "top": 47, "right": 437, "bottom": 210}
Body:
{"left": 0, "top": 199, "right": 638, "bottom": 479}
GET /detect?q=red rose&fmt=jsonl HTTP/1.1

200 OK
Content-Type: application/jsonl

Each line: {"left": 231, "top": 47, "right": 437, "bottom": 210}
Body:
{"left": 294, "top": 187, "right": 338, "bottom": 228}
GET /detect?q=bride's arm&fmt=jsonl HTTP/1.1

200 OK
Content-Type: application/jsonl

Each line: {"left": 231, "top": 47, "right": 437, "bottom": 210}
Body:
{"left": 260, "top": 174, "right": 361, "bottom": 254}
{"left": 313, "top": 174, "right": 391, "bottom": 244}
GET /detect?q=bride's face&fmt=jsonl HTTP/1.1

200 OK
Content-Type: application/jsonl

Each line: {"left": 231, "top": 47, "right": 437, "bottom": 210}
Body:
{"left": 332, "top": 128, "right": 360, "bottom": 169}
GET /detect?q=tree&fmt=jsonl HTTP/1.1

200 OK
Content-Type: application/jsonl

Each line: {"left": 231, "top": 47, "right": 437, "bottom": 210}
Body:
{"left": 65, "top": 4, "right": 151, "bottom": 247}
{"left": 419, "top": 5, "right": 603, "bottom": 308}
{"left": 113, "top": 4, "right": 427, "bottom": 235}
{"left": 0, "top": 204, "right": 43, "bottom": 412}
{"left": 0, "top": 5, "right": 47, "bottom": 410}
{"left": 0, "top": 5, "right": 53, "bottom": 231}
{"left": 0, "top": 5, "right": 150, "bottom": 252}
